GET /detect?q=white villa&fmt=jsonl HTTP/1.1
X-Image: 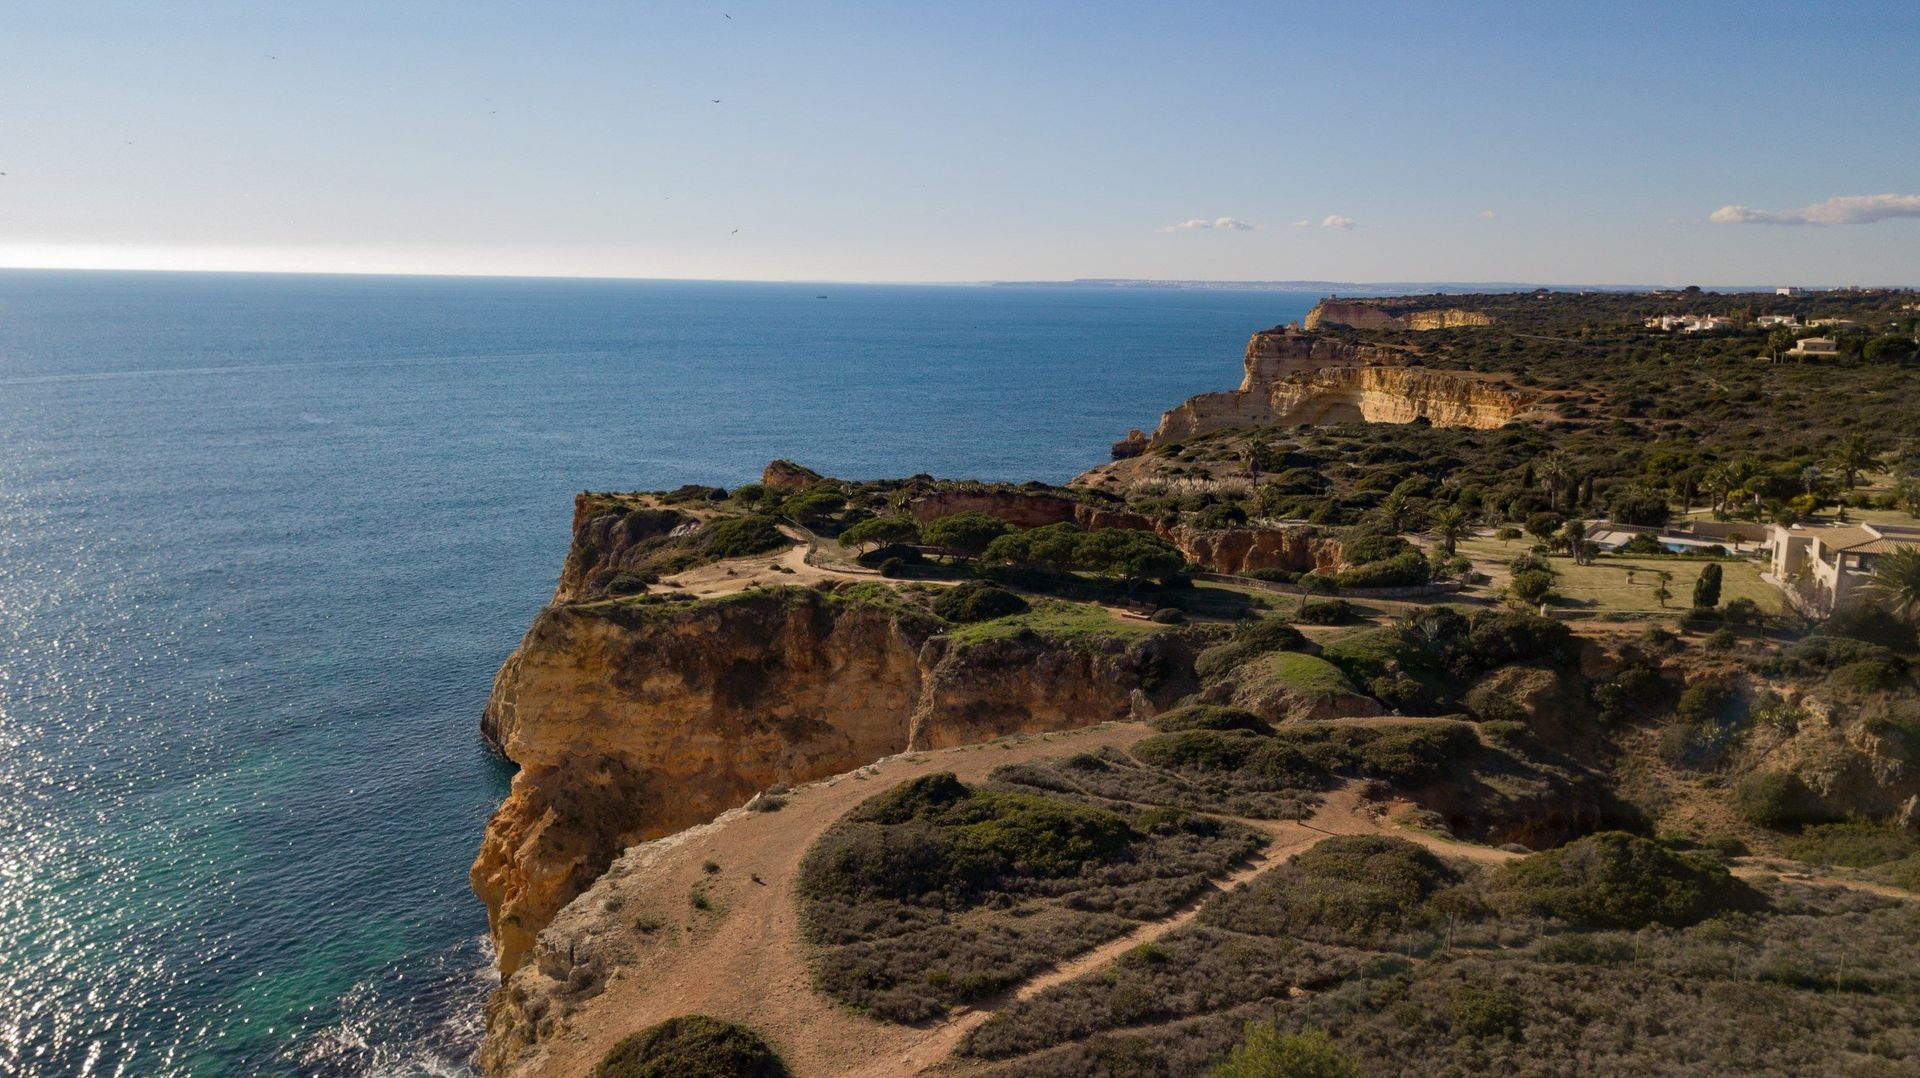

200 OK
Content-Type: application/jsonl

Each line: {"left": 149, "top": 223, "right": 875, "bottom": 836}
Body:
{"left": 1787, "top": 336, "right": 1838, "bottom": 357}
{"left": 1769, "top": 520, "right": 1920, "bottom": 617}
{"left": 1644, "top": 314, "right": 1734, "bottom": 333}
{"left": 1755, "top": 314, "right": 1801, "bottom": 328}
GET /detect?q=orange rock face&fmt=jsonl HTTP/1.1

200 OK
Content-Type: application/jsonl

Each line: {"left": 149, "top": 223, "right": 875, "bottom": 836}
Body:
{"left": 472, "top": 584, "right": 1194, "bottom": 978}
{"left": 1151, "top": 329, "right": 1528, "bottom": 442}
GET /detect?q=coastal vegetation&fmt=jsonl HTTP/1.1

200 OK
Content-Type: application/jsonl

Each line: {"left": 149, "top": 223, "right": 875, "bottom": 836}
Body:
{"left": 594, "top": 1015, "right": 789, "bottom": 1078}
{"left": 486, "top": 288, "right": 1920, "bottom": 1078}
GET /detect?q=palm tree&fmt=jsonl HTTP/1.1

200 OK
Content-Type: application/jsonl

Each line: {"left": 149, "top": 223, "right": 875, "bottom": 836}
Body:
{"left": 1653, "top": 569, "right": 1674, "bottom": 608}
{"left": 1560, "top": 518, "right": 1589, "bottom": 565}
{"left": 1431, "top": 506, "right": 1470, "bottom": 556}
{"left": 1864, "top": 547, "right": 1920, "bottom": 623}
{"left": 1375, "top": 491, "right": 1424, "bottom": 534}
{"left": 1539, "top": 452, "right": 1577, "bottom": 511}
{"left": 1702, "top": 463, "right": 1735, "bottom": 515}
{"left": 1800, "top": 465, "right": 1824, "bottom": 497}
{"left": 1829, "top": 433, "right": 1877, "bottom": 490}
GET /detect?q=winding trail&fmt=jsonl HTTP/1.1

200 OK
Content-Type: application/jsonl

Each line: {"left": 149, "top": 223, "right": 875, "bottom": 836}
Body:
{"left": 502, "top": 723, "right": 1520, "bottom": 1078}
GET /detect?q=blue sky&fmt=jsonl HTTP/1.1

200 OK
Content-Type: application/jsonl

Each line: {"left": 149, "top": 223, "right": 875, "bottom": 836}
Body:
{"left": 2, "top": 1, "right": 1916, "bottom": 284}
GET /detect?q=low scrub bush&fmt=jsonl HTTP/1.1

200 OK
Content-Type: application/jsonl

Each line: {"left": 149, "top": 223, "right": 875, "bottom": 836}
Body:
{"left": 1195, "top": 617, "right": 1310, "bottom": 681}
{"left": 1151, "top": 705, "right": 1273, "bottom": 735}
{"left": 801, "top": 772, "right": 1263, "bottom": 1021}
{"left": 931, "top": 581, "right": 1029, "bottom": 623}
{"left": 1732, "top": 771, "right": 1833, "bottom": 829}
{"left": 1786, "top": 823, "right": 1920, "bottom": 869}
{"left": 1336, "top": 551, "right": 1432, "bottom": 589}
{"left": 1489, "top": 831, "right": 1762, "bottom": 929}
{"left": 595, "top": 1015, "right": 789, "bottom": 1078}
{"left": 994, "top": 748, "right": 1319, "bottom": 821}
{"left": 702, "top": 515, "right": 788, "bottom": 559}
{"left": 1295, "top": 598, "right": 1356, "bottom": 625}
{"left": 1202, "top": 835, "right": 1461, "bottom": 947}
{"left": 1211, "top": 1024, "right": 1358, "bottom": 1078}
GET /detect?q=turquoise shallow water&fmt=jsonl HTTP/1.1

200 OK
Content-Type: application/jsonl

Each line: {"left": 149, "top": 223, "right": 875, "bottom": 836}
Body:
{"left": 0, "top": 271, "right": 1314, "bottom": 1075}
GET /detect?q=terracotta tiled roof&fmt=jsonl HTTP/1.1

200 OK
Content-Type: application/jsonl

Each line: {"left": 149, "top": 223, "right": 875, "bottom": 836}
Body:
{"left": 1811, "top": 526, "right": 1877, "bottom": 548}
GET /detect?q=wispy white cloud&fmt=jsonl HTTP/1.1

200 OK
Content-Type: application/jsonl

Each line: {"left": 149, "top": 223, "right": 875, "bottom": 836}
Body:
{"left": 1320, "top": 214, "right": 1355, "bottom": 230}
{"left": 1159, "top": 216, "right": 1258, "bottom": 232}
{"left": 1290, "top": 219, "right": 1312, "bottom": 228}
{"left": 1710, "top": 193, "right": 1920, "bottom": 227}
{"left": 1479, "top": 209, "right": 1497, "bottom": 220}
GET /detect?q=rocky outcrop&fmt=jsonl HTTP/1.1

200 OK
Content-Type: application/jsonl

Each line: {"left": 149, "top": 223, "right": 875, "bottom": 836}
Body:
{"left": 1304, "top": 299, "right": 1494, "bottom": 332}
{"left": 1151, "top": 329, "right": 1527, "bottom": 443}
{"left": 1749, "top": 688, "right": 1920, "bottom": 820}
{"left": 1168, "top": 524, "right": 1341, "bottom": 575}
{"left": 473, "top": 584, "right": 1192, "bottom": 978}
{"left": 761, "top": 459, "right": 824, "bottom": 492}
{"left": 554, "top": 498, "right": 698, "bottom": 602}
{"left": 902, "top": 489, "right": 1337, "bottom": 574}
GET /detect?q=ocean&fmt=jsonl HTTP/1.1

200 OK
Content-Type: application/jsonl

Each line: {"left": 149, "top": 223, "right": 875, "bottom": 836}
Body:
{"left": 0, "top": 270, "right": 1316, "bottom": 1076}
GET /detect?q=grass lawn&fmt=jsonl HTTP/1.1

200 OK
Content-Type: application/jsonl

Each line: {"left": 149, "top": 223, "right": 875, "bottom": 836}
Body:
{"left": 1456, "top": 534, "right": 1785, "bottom": 616}
{"left": 944, "top": 598, "right": 1166, "bottom": 646}
{"left": 1242, "top": 651, "right": 1357, "bottom": 695}
{"left": 1545, "top": 556, "right": 1783, "bottom": 615}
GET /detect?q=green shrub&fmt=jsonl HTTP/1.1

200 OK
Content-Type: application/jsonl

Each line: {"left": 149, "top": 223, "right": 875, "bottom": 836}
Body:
{"left": 1594, "top": 663, "right": 1672, "bottom": 722}
{"left": 1672, "top": 681, "right": 1736, "bottom": 725}
{"left": 1447, "top": 986, "right": 1525, "bottom": 1041}
{"left": 1296, "top": 598, "right": 1355, "bottom": 624}
{"left": 1509, "top": 569, "right": 1554, "bottom": 603}
{"left": 1337, "top": 551, "right": 1432, "bottom": 589}
{"left": 1342, "top": 533, "right": 1417, "bottom": 565}
{"left": 1830, "top": 657, "right": 1908, "bottom": 693}
{"left": 1202, "top": 835, "right": 1458, "bottom": 946}
{"left": 703, "top": 515, "right": 788, "bottom": 559}
{"left": 1786, "top": 823, "right": 1920, "bottom": 869}
{"left": 931, "top": 581, "right": 1029, "bottom": 623}
{"left": 1150, "top": 607, "right": 1187, "bottom": 624}
{"left": 1874, "top": 854, "right": 1920, "bottom": 892}
{"left": 1732, "top": 771, "right": 1831, "bottom": 829}
{"left": 1210, "top": 1025, "right": 1358, "bottom": 1078}
{"left": 1135, "top": 729, "right": 1265, "bottom": 772}
{"left": 1194, "top": 617, "right": 1309, "bottom": 680}
{"left": 596, "top": 1015, "right": 789, "bottom": 1078}
{"left": 1490, "top": 831, "right": 1762, "bottom": 929}
{"left": 1151, "top": 705, "right": 1274, "bottom": 735}
{"left": 1351, "top": 722, "right": 1480, "bottom": 785}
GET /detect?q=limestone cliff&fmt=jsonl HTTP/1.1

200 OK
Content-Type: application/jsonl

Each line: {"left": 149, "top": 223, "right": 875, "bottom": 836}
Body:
{"left": 1303, "top": 299, "right": 1495, "bottom": 332}
{"left": 473, "top": 583, "right": 1195, "bottom": 978}
{"left": 1150, "top": 328, "right": 1527, "bottom": 442}
{"left": 902, "top": 489, "right": 1337, "bottom": 574}
{"left": 553, "top": 498, "right": 699, "bottom": 602}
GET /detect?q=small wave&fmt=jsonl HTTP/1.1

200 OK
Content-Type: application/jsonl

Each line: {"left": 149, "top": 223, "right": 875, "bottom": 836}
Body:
{"left": 290, "top": 935, "right": 497, "bottom": 1077}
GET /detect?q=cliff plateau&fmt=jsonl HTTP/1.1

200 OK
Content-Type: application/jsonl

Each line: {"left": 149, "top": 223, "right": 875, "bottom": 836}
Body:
{"left": 1150, "top": 328, "right": 1528, "bottom": 443}
{"left": 1303, "top": 298, "right": 1495, "bottom": 331}
{"left": 472, "top": 583, "right": 1195, "bottom": 978}
{"left": 902, "top": 489, "right": 1341, "bottom": 574}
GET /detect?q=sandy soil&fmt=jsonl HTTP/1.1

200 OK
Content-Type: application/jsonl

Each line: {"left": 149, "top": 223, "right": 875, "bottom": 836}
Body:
{"left": 509, "top": 722, "right": 1520, "bottom": 1078}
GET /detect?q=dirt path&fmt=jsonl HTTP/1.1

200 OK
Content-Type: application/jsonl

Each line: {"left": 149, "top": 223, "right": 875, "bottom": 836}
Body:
{"left": 508, "top": 727, "right": 1516, "bottom": 1078}
{"left": 1732, "top": 856, "right": 1920, "bottom": 902}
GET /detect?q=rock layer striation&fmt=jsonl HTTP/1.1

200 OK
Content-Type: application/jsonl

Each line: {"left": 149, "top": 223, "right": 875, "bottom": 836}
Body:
{"left": 1151, "top": 328, "right": 1527, "bottom": 442}
{"left": 472, "top": 579, "right": 1193, "bottom": 978}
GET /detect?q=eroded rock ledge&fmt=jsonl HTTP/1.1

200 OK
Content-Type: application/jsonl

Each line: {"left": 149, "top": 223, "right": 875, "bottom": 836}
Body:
{"left": 472, "top": 582, "right": 1198, "bottom": 979}
{"left": 1303, "top": 298, "right": 1495, "bottom": 332}
{"left": 1151, "top": 328, "right": 1529, "bottom": 443}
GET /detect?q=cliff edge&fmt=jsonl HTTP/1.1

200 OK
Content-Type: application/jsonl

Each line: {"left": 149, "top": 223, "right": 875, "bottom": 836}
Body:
{"left": 1149, "top": 327, "right": 1528, "bottom": 443}
{"left": 473, "top": 566, "right": 1198, "bottom": 979}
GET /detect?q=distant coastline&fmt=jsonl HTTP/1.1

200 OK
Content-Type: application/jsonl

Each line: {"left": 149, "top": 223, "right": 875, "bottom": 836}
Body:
{"left": 989, "top": 278, "right": 1894, "bottom": 295}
